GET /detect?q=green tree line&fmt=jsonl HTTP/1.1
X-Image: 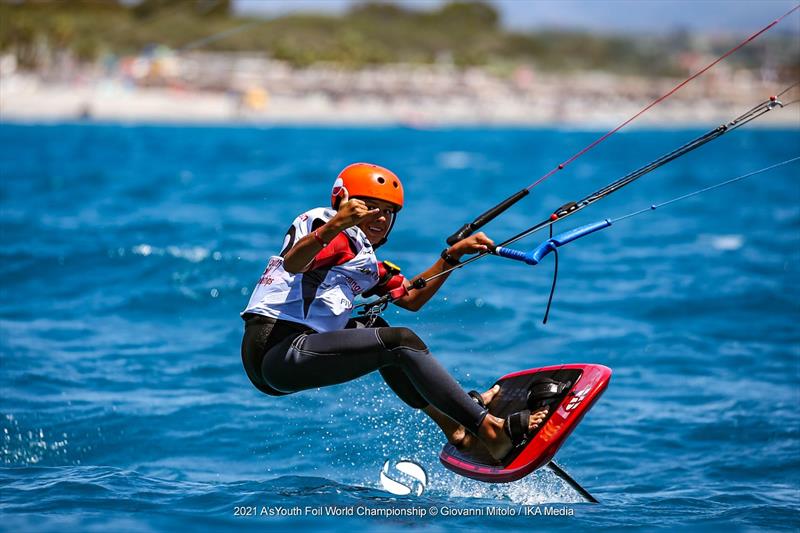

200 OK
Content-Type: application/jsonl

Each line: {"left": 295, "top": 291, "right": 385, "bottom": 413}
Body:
{"left": 0, "top": 0, "right": 796, "bottom": 76}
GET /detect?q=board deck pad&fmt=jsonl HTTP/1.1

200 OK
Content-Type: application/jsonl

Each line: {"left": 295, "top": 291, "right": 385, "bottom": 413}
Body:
{"left": 440, "top": 364, "right": 611, "bottom": 483}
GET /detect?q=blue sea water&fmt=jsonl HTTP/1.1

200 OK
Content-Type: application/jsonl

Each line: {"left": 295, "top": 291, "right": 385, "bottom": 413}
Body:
{"left": 1, "top": 122, "right": 798, "bottom": 532}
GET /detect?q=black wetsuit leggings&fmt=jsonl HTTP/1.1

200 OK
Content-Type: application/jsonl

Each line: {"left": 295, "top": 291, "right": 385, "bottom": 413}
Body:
{"left": 241, "top": 314, "right": 487, "bottom": 435}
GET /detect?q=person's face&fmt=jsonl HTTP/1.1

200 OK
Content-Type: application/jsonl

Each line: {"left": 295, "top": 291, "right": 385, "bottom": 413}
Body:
{"left": 356, "top": 198, "right": 396, "bottom": 245}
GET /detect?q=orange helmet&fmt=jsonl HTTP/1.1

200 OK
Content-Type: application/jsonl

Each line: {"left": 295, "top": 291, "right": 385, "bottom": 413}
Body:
{"left": 331, "top": 163, "right": 404, "bottom": 211}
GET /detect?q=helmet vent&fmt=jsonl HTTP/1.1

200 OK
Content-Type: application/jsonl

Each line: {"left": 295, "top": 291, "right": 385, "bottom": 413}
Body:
{"left": 377, "top": 176, "right": 386, "bottom": 184}
{"left": 393, "top": 181, "right": 399, "bottom": 188}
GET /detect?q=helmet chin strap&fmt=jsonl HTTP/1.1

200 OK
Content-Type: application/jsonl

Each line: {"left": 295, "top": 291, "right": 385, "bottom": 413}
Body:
{"left": 374, "top": 210, "right": 397, "bottom": 248}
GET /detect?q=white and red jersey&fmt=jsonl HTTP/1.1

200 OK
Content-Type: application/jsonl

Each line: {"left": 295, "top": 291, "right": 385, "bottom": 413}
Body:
{"left": 242, "top": 207, "right": 380, "bottom": 332}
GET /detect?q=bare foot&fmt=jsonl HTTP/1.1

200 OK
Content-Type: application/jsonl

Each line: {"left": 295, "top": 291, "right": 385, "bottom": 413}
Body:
{"left": 477, "top": 407, "right": 549, "bottom": 461}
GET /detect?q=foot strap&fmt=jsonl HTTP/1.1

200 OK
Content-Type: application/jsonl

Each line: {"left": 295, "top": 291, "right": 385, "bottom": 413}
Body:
{"left": 527, "top": 379, "right": 570, "bottom": 409}
{"left": 467, "top": 390, "right": 486, "bottom": 409}
{"left": 504, "top": 409, "right": 531, "bottom": 446}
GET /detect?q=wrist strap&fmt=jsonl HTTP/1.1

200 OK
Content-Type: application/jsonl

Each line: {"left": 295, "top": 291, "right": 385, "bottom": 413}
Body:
{"left": 440, "top": 248, "right": 460, "bottom": 266}
{"left": 312, "top": 229, "right": 329, "bottom": 247}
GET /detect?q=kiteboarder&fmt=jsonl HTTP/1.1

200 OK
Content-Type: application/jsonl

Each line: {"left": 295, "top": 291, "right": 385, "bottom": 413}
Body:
{"left": 240, "top": 162, "right": 548, "bottom": 461}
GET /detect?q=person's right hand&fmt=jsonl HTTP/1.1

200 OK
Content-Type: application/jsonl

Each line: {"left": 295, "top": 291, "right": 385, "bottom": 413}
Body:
{"left": 331, "top": 188, "right": 380, "bottom": 230}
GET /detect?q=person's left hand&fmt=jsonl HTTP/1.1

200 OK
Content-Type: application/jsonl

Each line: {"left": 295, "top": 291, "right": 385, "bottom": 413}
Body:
{"left": 449, "top": 232, "right": 494, "bottom": 259}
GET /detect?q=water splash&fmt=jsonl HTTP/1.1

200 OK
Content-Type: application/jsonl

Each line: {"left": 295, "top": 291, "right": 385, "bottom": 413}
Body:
{"left": 2, "top": 414, "right": 70, "bottom": 466}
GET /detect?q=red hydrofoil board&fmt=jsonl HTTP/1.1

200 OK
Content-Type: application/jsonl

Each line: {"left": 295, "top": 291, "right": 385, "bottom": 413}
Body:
{"left": 439, "top": 363, "right": 611, "bottom": 483}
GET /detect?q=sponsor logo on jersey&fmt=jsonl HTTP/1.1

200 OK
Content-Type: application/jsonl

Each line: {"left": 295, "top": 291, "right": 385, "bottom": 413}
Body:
{"left": 343, "top": 275, "right": 363, "bottom": 294}
{"left": 357, "top": 267, "right": 378, "bottom": 279}
{"left": 257, "top": 257, "right": 283, "bottom": 285}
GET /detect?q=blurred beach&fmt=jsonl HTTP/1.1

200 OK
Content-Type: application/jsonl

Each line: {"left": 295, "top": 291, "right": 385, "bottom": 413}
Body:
{"left": 3, "top": 57, "right": 798, "bottom": 126}
{"left": 1, "top": 1, "right": 798, "bottom": 127}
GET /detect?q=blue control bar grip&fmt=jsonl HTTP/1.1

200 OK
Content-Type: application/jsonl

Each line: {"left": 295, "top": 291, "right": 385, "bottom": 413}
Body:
{"left": 495, "top": 219, "right": 612, "bottom": 265}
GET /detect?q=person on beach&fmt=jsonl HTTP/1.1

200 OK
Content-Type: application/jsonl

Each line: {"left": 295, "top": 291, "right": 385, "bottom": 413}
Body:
{"left": 240, "top": 163, "right": 548, "bottom": 461}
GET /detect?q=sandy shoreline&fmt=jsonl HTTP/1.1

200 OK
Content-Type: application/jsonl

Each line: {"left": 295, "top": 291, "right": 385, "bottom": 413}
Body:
{"left": 2, "top": 73, "right": 799, "bottom": 128}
